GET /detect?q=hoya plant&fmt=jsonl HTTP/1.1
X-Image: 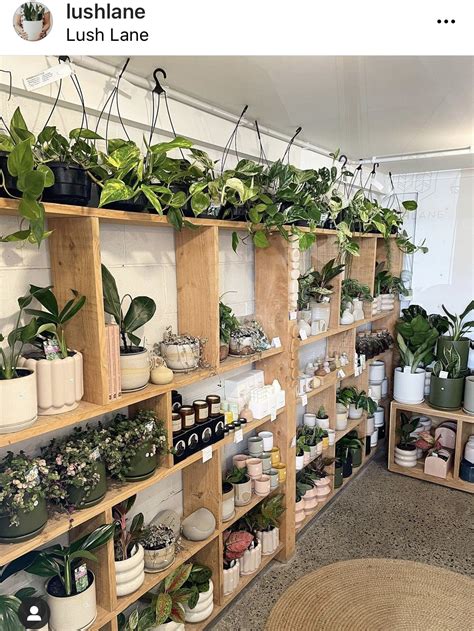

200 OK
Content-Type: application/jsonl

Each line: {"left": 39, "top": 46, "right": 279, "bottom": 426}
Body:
{"left": 101, "top": 264, "right": 156, "bottom": 352}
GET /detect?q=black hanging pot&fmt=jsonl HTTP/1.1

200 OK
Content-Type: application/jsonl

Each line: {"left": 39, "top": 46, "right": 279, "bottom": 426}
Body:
{"left": 0, "top": 151, "right": 21, "bottom": 198}
{"left": 42, "top": 162, "right": 92, "bottom": 206}
{"left": 105, "top": 193, "right": 149, "bottom": 213}
{"left": 219, "top": 204, "right": 248, "bottom": 222}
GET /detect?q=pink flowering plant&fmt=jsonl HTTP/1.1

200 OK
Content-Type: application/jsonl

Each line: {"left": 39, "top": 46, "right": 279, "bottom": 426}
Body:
{"left": 0, "top": 451, "right": 62, "bottom": 527}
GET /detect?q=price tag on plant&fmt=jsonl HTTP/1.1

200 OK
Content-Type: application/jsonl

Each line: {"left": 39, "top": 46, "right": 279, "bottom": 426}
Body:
{"left": 289, "top": 311, "right": 297, "bottom": 321}
{"left": 145, "top": 421, "right": 155, "bottom": 433}
{"left": 271, "top": 408, "right": 277, "bottom": 422}
{"left": 272, "top": 337, "right": 282, "bottom": 348}
{"left": 74, "top": 564, "right": 88, "bottom": 594}
{"left": 301, "top": 394, "right": 308, "bottom": 407}
{"left": 234, "top": 428, "right": 244, "bottom": 443}
{"left": 337, "top": 369, "right": 346, "bottom": 379}
{"left": 439, "top": 370, "right": 449, "bottom": 379}
{"left": 202, "top": 445, "right": 213, "bottom": 463}
{"left": 90, "top": 447, "right": 101, "bottom": 461}
{"left": 25, "top": 465, "right": 39, "bottom": 486}
{"left": 299, "top": 329, "right": 308, "bottom": 341}
{"left": 291, "top": 435, "right": 296, "bottom": 448}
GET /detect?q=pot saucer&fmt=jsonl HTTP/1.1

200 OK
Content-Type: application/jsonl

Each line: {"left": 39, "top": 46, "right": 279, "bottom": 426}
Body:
{"left": 121, "top": 383, "right": 148, "bottom": 393}
{"left": 170, "top": 366, "right": 199, "bottom": 374}
{"left": 462, "top": 407, "right": 474, "bottom": 416}
{"left": 222, "top": 510, "right": 236, "bottom": 522}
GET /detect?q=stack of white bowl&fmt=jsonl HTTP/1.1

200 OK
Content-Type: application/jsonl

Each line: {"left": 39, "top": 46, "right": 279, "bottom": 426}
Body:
{"left": 369, "top": 360, "right": 385, "bottom": 401}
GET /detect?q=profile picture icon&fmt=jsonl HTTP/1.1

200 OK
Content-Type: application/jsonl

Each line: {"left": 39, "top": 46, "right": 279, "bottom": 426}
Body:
{"left": 13, "top": 2, "right": 53, "bottom": 41}
{"left": 17, "top": 596, "right": 50, "bottom": 629}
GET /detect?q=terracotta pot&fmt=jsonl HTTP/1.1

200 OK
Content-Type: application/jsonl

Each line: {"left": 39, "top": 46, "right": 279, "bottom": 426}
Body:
{"left": 254, "top": 475, "right": 271, "bottom": 496}
{"left": 295, "top": 499, "right": 305, "bottom": 528}
{"left": 246, "top": 458, "right": 263, "bottom": 478}
{"left": 115, "top": 544, "right": 145, "bottom": 597}
{"left": 20, "top": 352, "right": 84, "bottom": 415}
{"left": 314, "top": 477, "right": 331, "bottom": 500}
{"left": 47, "top": 571, "right": 97, "bottom": 631}
{"left": 120, "top": 347, "right": 150, "bottom": 391}
{"left": 0, "top": 369, "right": 37, "bottom": 434}
{"left": 256, "top": 527, "right": 279, "bottom": 555}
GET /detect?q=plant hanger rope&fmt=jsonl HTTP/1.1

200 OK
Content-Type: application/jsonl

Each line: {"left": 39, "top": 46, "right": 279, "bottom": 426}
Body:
{"left": 221, "top": 104, "right": 248, "bottom": 173}
{"left": 255, "top": 120, "right": 270, "bottom": 166}
{"left": 94, "top": 57, "right": 131, "bottom": 144}
{"left": 282, "top": 126, "right": 302, "bottom": 163}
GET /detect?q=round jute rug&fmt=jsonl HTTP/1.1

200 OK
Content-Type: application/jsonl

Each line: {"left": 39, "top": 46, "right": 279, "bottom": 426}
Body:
{"left": 264, "top": 558, "right": 474, "bottom": 631}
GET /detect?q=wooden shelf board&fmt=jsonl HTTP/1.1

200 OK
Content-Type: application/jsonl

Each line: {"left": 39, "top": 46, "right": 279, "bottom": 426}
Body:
{"left": 218, "top": 347, "right": 283, "bottom": 375}
{"left": 93, "top": 531, "right": 220, "bottom": 629}
{"left": 388, "top": 461, "right": 474, "bottom": 494}
{"left": 297, "top": 312, "right": 396, "bottom": 349}
{"left": 188, "top": 544, "right": 284, "bottom": 631}
{"left": 335, "top": 417, "right": 365, "bottom": 441}
{"left": 390, "top": 400, "right": 474, "bottom": 424}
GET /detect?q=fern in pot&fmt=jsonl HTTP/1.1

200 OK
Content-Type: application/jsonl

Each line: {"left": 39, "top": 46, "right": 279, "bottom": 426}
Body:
{"left": 101, "top": 264, "right": 156, "bottom": 391}
{"left": 113, "top": 496, "right": 146, "bottom": 596}
{"left": 429, "top": 347, "right": 465, "bottom": 411}
{"left": 20, "top": 284, "right": 86, "bottom": 415}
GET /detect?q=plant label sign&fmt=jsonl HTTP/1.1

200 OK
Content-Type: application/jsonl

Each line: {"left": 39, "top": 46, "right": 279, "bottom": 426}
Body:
{"left": 202, "top": 445, "right": 213, "bottom": 463}
{"left": 272, "top": 337, "right": 282, "bottom": 348}
{"left": 299, "top": 329, "right": 308, "bottom": 341}
{"left": 289, "top": 311, "right": 298, "bottom": 321}
{"left": 234, "top": 429, "right": 244, "bottom": 444}
{"left": 337, "top": 369, "right": 346, "bottom": 379}
{"left": 438, "top": 370, "right": 449, "bottom": 379}
{"left": 24, "top": 62, "right": 74, "bottom": 91}
{"left": 301, "top": 394, "right": 308, "bottom": 407}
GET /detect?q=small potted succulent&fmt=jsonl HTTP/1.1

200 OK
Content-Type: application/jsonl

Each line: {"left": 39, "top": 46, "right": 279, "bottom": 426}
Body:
{"left": 113, "top": 496, "right": 146, "bottom": 597}
{"left": 140, "top": 523, "right": 177, "bottom": 573}
{"left": 2, "top": 523, "right": 115, "bottom": 630}
{"left": 315, "top": 405, "right": 329, "bottom": 429}
{"left": 219, "top": 300, "right": 239, "bottom": 361}
{"left": 159, "top": 327, "right": 202, "bottom": 372}
{"left": 250, "top": 494, "right": 284, "bottom": 555}
{"left": 429, "top": 347, "right": 465, "bottom": 411}
{"left": 336, "top": 388, "right": 353, "bottom": 430}
{"left": 394, "top": 413, "right": 420, "bottom": 467}
{"left": 20, "top": 284, "right": 86, "bottom": 415}
{"left": 42, "top": 425, "right": 107, "bottom": 510}
{"left": 0, "top": 451, "right": 61, "bottom": 542}
{"left": 225, "top": 466, "right": 252, "bottom": 507}
{"left": 103, "top": 411, "right": 168, "bottom": 482}
{"left": 436, "top": 301, "right": 474, "bottom": 373}
{"left": 101, "top": 264, "right": 156, "bottom": 391}
{"left": 182, "top": 563, "right": 214, "bottom": 623}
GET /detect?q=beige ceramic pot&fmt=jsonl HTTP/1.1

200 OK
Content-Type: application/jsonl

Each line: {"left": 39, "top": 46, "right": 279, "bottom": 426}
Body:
{"left": 120, "top": 348, "right": 150, "bottom": 391}
{"left": 0, "top": 369, "right": 37, "bottom": 433}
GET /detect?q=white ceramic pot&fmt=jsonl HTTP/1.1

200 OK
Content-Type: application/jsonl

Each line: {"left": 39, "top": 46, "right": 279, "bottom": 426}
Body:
{"left": 115, "top": 544, "right": 145, "bottom": 597}
{"left": 380, "top": 294, "right": 395, "bottom": 311}
{"left": 120, "top": 348, "right": 150, "bottom": 391}
{"left": 370, "top": 428, "right": 379, "bottom": 447}
{"left": 394, "top": 445, "right": 418, "bottom": 467}
{"left": 304, "top": 413, "right": 316, "bottom": 428}
{"left": 340, "top": 309, "right": 355, "bottom": 325}
{"left": 23, "top": 19, "right": 43, "bottom": 41}
{"left": 233, "top": 478, "right": 252, "bottom": 506}
{"left": 393, "top": 368, "right": 426, "bottom": 404}
{"left": 316, "top": 416, "right": 329, "bottom": 430}
{"left": 150, "top": 622, "right": 184, "bottom": 631}
{"left": 310, "top": 302, "right": 331, "bottom": 329}
{"left": 336, "top": 403, "right": 348, "bottom": 430}
{"left": 365, "top": 415, "right": 375, "bottom": 436}
{"left": 184, "top": 580, "right": 214, "bottom": 623}
{"left": 240, "top": 540, "right": 262, "bottom": 575}
{"left": 144, "top": 543, "right": 175, "bottom": 572}
{"left": 222, "top": 484, "right": 235, "bottom": 521}
{"left": 182, "top": 508, "right": 216, "bottom": 541}
{"left": 160, "top": 341, "right": 200, "bottom": 371}
{"left": 256, "top": 527, "right": 280, "bottom": 555}
{"left": 20, "top": 352, "right": 84, "bottom": 415}
{"left": 374, "top": 407, "right": 384, "bottom": 427}
{"left": 0, "top": 369, "right": 37, "bottom": 433}
{"left": 296, "top": 454, "right": 304, "bottom": 471}
{"left": 316, "top": 442, "right": 323, "bottom": 455}
{"left": 352, "top": 298, "right": 365, "bottom": 321}
{"left": 258, "top": 431, "right": 273, "bottom": 451}
{"left": 303, "top": 450, "right": 311, "bottom": 466}
{"left": 348, "top": 404, "right": 363, "bottom": 420}
{"left": 370, "top": 382, "right": 383, "bottom": 400}
{"left": 47, "top": 572, "right": 96, "bottom": 631}
{"left": 223, "top": 561, "right": 240, "bottom": 595}
{"left": 369, "top": 360, "right": 385, "bottom": 384}
{"left": 298, "top": 320, "right": 311, "bottom": 339}
{"left": 295, "top": 499, "right": 305, "bottom": 528}
{"left": 381, "top": 377, "right": 388, "bottom": 398}
{"left": 309, "top": 444, "right": 318, "bottom": 460}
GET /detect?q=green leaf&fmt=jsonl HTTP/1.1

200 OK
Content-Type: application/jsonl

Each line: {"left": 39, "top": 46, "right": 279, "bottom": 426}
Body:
{"left": 17, "top": 171, "right": 45, "bottom": 198}
{"left": 299, "top": 232, "right": 316, "bottom": 251}
{"left": 140, "top": 185, "right": 163, "bottom": 214}
{"left": 69, "top": 128, "right": 103, "bottom": 140}
{"left": 168, "top": 191, "right": 187, "bottom": 209}
{"left": 58, "top": 293, "right": 86, "bottom": 324}
{"left": 37, "top": 164, "right": 55, "bottom": 187}
{"left": 224, "top": 177, "right": 246, "bottom": 201}
{"left": 402, "top": 200, "right": 418, "bottom": 211}
{"left": 154, "top": 593, "right": 172, "bottom": 625}
{"left": 164, "top": 563, "right": 193, "bottom": 592}
{"left": 252, "top": 230, "right": 269, "bottom": 248}
{"left": 28, "top": 285, "right": 58, "bottom": 316}
{"left": 167, "top": 208, "right": 183, "bottom": 230}
{"left": 169, "top": 604, "right": 186, "bottom": 624}
{"left": 232, "top": 231, "right": 239, "bottom": 252}
{"left": 190, "top": 191, "right": 210, "bottom": 216}
{"left": 150, "top": 136, "right": 193, "bottom": 156}
{"left": 70, "top": 523, "right": 115, "bottom": 554}
{"left": 1, "top": 229, "right": 31, "bottom": 242}
{"left": 101, "top": 265, "right": 123, "bottom": 326}
{"left": 0, "top": 133, "right": 14, "bottom": 152}
{"left": 248, "top": 208, "right": 261, "bottom": 224}
{"left": 123, "top": 297, "right": 156, "bottom": 335}
{"left": 7, "top": 140, "right": 33, "bottom": 177}
{"left": 99, "top": 180, "right": 136, "bottom": 207}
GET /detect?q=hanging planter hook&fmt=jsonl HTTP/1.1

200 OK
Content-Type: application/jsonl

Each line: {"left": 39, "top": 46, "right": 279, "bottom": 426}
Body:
{"left": 338, "top": 154, "right": 348, "bottom": 169}
{"left": 153, "top": 68, "right": 167, "bottom": 95}
{"left": 0, "top": 69, "right": 13, "bottom": 101}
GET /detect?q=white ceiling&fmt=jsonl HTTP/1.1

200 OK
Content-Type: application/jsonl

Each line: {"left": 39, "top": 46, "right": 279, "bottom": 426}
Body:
{"left": 99, "top": 56, "right": 474, "bottom": 174}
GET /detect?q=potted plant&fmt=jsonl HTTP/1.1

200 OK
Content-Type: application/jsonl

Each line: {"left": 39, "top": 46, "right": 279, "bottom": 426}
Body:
{"left": 219, "top": 300, "right": 239, "bottom": 361}
{"left": 394, "top": 413, "right": 420, "bottom": 467}
{"left": 0, "top": 293, "right": 41, "bottom": 433}
{"left": 20, "top": 284, "right": 85, "bottom": 415}
{"left": 429, "top": 347, "right": 465, "bottom": 411}
{"left": 307, "top": 455, "right": 333, "bottom": 499}
{"left": 436, "top": 301, "right": 474, "bottom": 373}
{"left": 341, "top": 278, "right": 373, "bottom": 321}
{"left": 394, "top": 331, "right": 438, "bottom": 404}
{"left": 226, "top": 526, "right": 261, "bottom": 576}
{"left": 101, "top": 264, "right": 156, "bottom": 391}
{"left": 315, "top": 405, "right": 329, "bottom": 429}
{"left": 338, "top": 433, "right": 364, "bottom": 468}
{"left": 299, "top": 259, "right": 345, "bottom": 329}
{"left": 374, "top": 261, "right": 408, "bottom": 310}
{"left": 250, "top": 494, "right": 284, "bottom": 555}
{"left": 182, "top": 563, "right": 214, "bottom": 623}
{"left": 140, "top": 523, "right": 177, "bottom": 573}
{"left": 296, "top": 434, "right": 310, "bottom": 470}
{"left": 221, "top": 529, "right": 252, "bottom": 595}
{"left": 3, "top": 523, "right": 115, "bottom": 630}
{"left": 0, "top": 451, "right": 61, "bottom": 542}
{"left": 159, "top": 328, "right": 201, "bottom": 372}
{"left": 296, "top": 470, "right": 316, "bottom": 516}
{"left": 222, "top": 481, "right": 235, "bottom": 522}
{"left": 112, "top": 496, "right": 146, "bottom": 596}
{"left": 335, "top": 441, "right": 353, "bottom": 478}
{"left": 103, "top": 411, "right": 168, "bottom": 482}
{"left": 336, "top": 388, "right": 352, "bottom": 429}
{"left": 42, "top": 425, "right": 107, "bottom": 510}
{"left": 305, "top": 426, "right": 323, "bottom": 459}
{"left": 225, "top": 466, "right": 252, "bottom": 506}
{"left": 21, "top": 3, "right": 46, "bottom": 40}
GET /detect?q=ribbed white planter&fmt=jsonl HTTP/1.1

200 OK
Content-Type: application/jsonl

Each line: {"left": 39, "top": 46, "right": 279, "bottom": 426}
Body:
{"left": 256, "top": 527, "right": 280, "bottom": 555}
{"left": 393, "top": 368, "right": 426, "bottom": 404}
{"left": 240, "top": 541, "right": 262, "bottom": 575}
{"left": 394, "top": 446, "right": 418, "bottom": 467}
{"left": 223, "top": 561, "right": 240, "bottom": 595}
{"left": 120, "top": 348, "right": 150, "bottom": 391}
{"left": 115, "top": 544, "right": 145, "bottom": 597}
{"left": 348, "top": 404, "right": 363, "bottom": 419}
{"left": 184, "top": 580, "right": 214, "bottom": 623}
{"left": 47, "top": 572, "right": 96, "bottom": 631}
{"left": 380, "top": 294, "right": 395, "bottom": 311}
{"left": 0, "top": 369, "right": 37, "bottom": 433}
{"left": 20, "top": 352, "right": 83, "bottom": 415}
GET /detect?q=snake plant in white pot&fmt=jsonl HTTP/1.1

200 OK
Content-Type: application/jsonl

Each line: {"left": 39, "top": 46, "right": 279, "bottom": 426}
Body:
{"left": 394, "top": 326, "right": 439, "bottom": 405}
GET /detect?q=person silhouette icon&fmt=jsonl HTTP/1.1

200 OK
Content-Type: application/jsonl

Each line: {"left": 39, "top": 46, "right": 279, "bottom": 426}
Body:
{"left": 27, "top": 604, "right": 42, "bottom": 622}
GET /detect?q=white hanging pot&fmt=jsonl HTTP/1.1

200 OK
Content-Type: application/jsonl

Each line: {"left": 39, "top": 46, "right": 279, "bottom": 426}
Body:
{"left": 120, "top": 347, "right": 150, "bottom": 391}
{"left": 394, "top": 445, "right": 418, "bottom": 467}
{"left": 393, "top": 367, "right": 426, "bottom": 404}
{"left": 20, "top": 352, "right": 84, "bottom": 415}
{"left": 184, "top": 580, "right": 214, "bottom": 623}
{"left": 115, "top": 544, "right": 145, "bottom": 597}
{"left": 46, "top": 571, "right": 97, "bottom": 631}
{"left": 0, "top": 369, "right": 37, "bottom": 433}
{"left": 369, "top": 360, "right": 385, "bottom": 384}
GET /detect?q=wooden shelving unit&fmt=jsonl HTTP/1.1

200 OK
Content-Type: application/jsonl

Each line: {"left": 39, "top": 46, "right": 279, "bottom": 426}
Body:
{"left": 0, "top": 198, "right": 403, "bottom": 629}
{"left": 388, "top": 401, "right": 474, "bottom": 494}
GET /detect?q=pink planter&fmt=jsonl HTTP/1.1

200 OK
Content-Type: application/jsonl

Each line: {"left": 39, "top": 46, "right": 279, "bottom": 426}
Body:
{"left": 314, "top": 477, "right": 331, "bottom": 500}
{"left": 295, "top": 500, "right": 305, "bottom": 528}
{"left": 254, "top": 475, "right": 271, "bottom": 497}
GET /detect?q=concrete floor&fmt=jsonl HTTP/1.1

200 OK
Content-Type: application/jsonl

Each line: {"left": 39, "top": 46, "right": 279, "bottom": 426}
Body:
{"left": 211, "top": 451, "right": 473, "bottom": 630}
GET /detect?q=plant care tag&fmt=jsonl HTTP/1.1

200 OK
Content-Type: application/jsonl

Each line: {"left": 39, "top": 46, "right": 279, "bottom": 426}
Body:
{"left": 291, "top": 435, "right": 296, "bottom": 448}
{"left": 25, "top": 465, "right": 39, "bottom": 486}
{"left": 403, "top": 366, "right": 411, "bottom": 374}
{"left": 202, "top": 445, "right": 213, "bottom": 463}
{"left": 299, "top": 329, "right": 308, "bottom": 341}
{"left": 271, "top": 408, "right": 277, "bottom": 422}
{"left": 43, "top": 337, "right": 61, "bottom": 360}
{"left": 289, "top": 311, "right": 297, "bottom": 321}
{"left": 234, "top": 429, "right": 243, "bottom": 444}
{"left": 74, "top": 564, "right": 88, "bottom": 594}
{"left": 90, "top": 447, "right": 101, "bottom": 461}
{"left": 145, "top": 421, "right": 155, "bottom": 433}
{"left": 301, "top": 394, "right": 308, "bottom": 407}
{"left": 272, "top": 337, "right": 282, "bottom": 348}
{"left": 337, "top": 369, "right": 346, "bottom": 379}
{"left": 439, "top": 371, "right": 449, "bottom": 379}
{"left": 24, "top": 62, "right": 74, "bottom": 91}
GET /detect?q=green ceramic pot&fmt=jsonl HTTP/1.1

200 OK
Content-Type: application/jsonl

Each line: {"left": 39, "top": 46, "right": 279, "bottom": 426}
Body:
{"left": 350, "top": 446, "right": 363, "bottom": 468}
{"left": 124, "top": 441, "right": 157, "bottom": 481}
{"left": 68, "top": 461, "right": 107, "bottom": 508}
{"left": 436, "top": 337, "right": 470, "bottom": 372}
{"left": 0, "top": 496, "right": 48, "bottom": 542}
{"left": 334, "top": 461, "right": 343, "bottom": 488}
{"left": 429, "top": 375, "right": 464, "bottom": 411}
